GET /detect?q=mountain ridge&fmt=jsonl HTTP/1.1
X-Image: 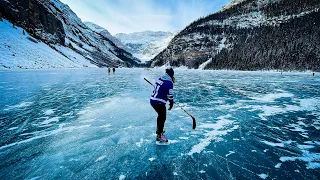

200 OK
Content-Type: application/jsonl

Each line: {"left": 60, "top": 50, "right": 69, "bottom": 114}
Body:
{"left": 115, "top": 31, "right": 174, "bottom": 63}
{"left": 0, "top": 0, "right": 140, "bottom": 68}
{"left": 151, "top": 0, "right": 320, "bottom": 71}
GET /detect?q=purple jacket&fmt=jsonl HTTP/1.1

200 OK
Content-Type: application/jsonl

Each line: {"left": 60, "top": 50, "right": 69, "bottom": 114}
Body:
{"left": 150, "top": 73, "right": 174, "bottom": 105}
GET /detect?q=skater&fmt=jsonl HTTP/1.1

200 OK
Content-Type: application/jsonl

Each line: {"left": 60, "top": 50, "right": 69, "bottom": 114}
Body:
{"left": 112, "top": 67, "right": 115, "bottom": 73}
{"left": 150, "top": 68, "right": 175, "bottom": 144}
{"left": 108, "top": 67, "right": 111, "bottom": 73}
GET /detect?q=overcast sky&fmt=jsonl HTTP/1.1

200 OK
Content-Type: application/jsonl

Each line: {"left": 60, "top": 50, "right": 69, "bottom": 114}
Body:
{"left": 60, "top": 0, "right": 230, "bottom": 35}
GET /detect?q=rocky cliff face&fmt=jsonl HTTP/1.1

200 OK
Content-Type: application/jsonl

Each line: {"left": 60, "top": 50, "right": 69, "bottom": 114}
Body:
{"left": 151, "top": 0, "right": 320, "bottom": 71}
{"left": 0, "top": 0, "right": 65, "bottom": 44}
{"left": 84, "top": 22, "right": 133, "bottom": 56}
{"left": 0, "top": 0, "right": 139, "bottom": 67}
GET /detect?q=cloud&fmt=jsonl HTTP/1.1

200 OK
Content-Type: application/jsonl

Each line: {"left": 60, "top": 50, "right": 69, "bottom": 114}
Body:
{"left": 60, "top": 0, "right": 229, "bottom": 34}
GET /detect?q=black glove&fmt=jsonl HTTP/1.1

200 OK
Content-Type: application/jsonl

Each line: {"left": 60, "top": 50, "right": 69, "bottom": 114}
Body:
{"left": 168, "top": 101, "right": 174, "bottom": 110}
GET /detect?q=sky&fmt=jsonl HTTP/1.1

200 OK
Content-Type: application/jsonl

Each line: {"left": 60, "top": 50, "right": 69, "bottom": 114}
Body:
{"left": 60, "top": 0, "right": 231, "bottom": 35}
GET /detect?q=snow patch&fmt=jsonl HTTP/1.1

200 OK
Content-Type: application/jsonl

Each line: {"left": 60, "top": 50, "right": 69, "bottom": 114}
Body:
{"left": 44, "top": 109, "right": 55, "bottom": 115}
{"left": 275, "top": 163, "right": 282, "bottom": 168}
{"left": 169, "top": 140, "right": 179, "bottom": 144}
{"left": 95, "top": 155, "right": 106, "bottom": 162}
{"left": 8, "top": 127, "right": 19, "bottom": 131}
{"left": 40, "top": 117, "right": 60, "bottom": 125}
{"left": 258, "top": 173, "right": 268, "bottom": 179}
{"left": 0, "top": 124, "right": 91, "bottom": 150}
{"left": 211, "top": 7, "right": 320, "bottom": 29}
{"left": 119, "top": 175, "right": 126, "bottom": 180}
{"left": 100, "top": 124, "right": 112, "bottom": 128}
{"left": 136, "top": 138, "right": 144, "bottom": 147}
{"left": 226, "top": 151, "right": 235, "bottom": 157}
{"left": 297, "top": 145, "right": 315, "bottom": 150}
{"left": 198, "top": 58, "right": 212, "bottom": 70}
{"left": 179, "top": 137, "right": 189, "bottom": 140}
{"left": 280, "top": 147, "right": 320, "bottom": 169}
{"left": 188, "top": 114, "right": 238, "bottom": 155}
{"left": 261, "top": 140, "right": 284, "bottom": 147}
{"left": 250, "top": 92, "right": 293, "bottom": 102}
{"left": 29, "top": 176, "right": 41, "bottom": 180}
{"left": 4, "top": 101, "right": 33, "bottom": 110}
{"left": 307, "top": 162, "right": 320, "bottom": 169}
{"left": 248, "top": 97, "right": 320, "bottom": 120}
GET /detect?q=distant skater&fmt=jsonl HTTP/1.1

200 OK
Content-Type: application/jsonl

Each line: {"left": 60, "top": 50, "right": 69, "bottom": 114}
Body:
{"left": 113, "top": 67, "right": 115, "bottom": 73}
{"left": 313, "top": 72, "right": 315, "bottom": 76}
{"left": 150, "top": 68, "right": 175, "bottom": 144}
{"left": 108, "top": 67, "right": 111, "bottom": 74}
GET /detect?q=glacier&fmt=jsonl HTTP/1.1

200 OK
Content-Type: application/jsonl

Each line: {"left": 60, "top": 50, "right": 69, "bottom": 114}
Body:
{"left": 0, "top": 68, "right": 319, "bottom": 179}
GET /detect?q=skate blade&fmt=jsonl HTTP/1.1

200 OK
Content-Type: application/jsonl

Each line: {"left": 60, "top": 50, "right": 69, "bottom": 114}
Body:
{"left": 156, "top": 141, "right": 169, "bottom": 145}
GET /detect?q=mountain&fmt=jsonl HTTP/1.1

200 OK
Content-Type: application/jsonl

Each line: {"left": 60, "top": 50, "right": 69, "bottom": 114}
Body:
{"left": 84, "top": 22, "right": 134, "bottom": 57}
{"left": 222, "top": 0, "right": 247, "bottom": 11}
{"left": 151, "top": 0, "right": 320, "bottom": 71}
{"left": 0, "top": 18, "right": 96, "bottom": 69}
{"left": 0, "top": 0, "right": 139, "bottom": 69}
{"left": 115, "top": 31, "right": 174, "bottom": 63}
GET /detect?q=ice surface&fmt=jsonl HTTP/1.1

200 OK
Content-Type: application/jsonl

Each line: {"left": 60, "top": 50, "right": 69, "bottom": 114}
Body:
{"left": 0, "top": 68, "right": 319, "bottom": 179}
{"left": 307, "top": 163, "right": 320, "bottom": 169}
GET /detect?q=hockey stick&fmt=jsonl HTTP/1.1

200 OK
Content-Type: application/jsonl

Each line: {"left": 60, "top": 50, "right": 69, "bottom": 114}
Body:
{"left": 144, "top": 78, "right": 196, "bottom": 129}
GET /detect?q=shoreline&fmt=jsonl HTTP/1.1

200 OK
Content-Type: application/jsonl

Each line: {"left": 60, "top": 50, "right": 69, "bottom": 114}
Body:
{"left": 0, "top": 66, "right": 318, "bottom": 75}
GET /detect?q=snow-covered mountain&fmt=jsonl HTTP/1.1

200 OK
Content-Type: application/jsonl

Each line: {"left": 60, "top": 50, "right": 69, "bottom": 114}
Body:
{"left": 222, "top": 0, "right": 247, "bottom": 10}
{"left": 0, "top": 19, "right": 95, "bottom": 69}
{"left": 151, "top": 0, "right": 320, "bottom": 71}
{"left": 115, "top": 31, "right": 174, "bottom": 63}
{"left": 84, "top": 22, "right": 133, "bottom": 55}
{"left": 0, "top": 0, "right": 139, "bottom": 69}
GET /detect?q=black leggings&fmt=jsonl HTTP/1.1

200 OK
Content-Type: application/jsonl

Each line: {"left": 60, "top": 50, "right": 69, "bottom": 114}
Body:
{"left": 151, "top": 104, "right": 166, "bottom": 135}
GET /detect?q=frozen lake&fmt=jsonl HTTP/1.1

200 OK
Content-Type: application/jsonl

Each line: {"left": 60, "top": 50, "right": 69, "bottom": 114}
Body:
{"left": 0, "top": 68, "right": 319, "bottom": 179}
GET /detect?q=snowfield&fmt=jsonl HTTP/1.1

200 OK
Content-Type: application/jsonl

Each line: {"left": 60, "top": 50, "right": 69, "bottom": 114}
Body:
{"left": 0, "top": 19, "right": 97, "bottom": 69}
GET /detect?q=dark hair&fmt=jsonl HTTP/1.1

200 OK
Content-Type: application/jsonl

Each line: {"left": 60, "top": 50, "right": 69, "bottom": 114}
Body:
{"left": 166, "top": 68, "right": 174, "bottom": 78}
